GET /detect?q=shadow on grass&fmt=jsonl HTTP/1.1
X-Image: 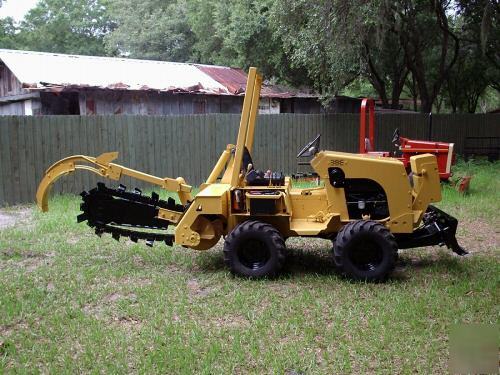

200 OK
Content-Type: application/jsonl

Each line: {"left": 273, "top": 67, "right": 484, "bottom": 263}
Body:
{"left": 283, "top": 248, "right": 338, "bottom": 277}
{"left": 193, "top": 247, "right": 338, "bottom": 277}
{"left": 394, "top": 250, "right": 470, "bottom": 280}
{"left": 398, "top": 252, "right": 461, "bottom": 269}
{"left": 194, "top": 246, "right": 469, "bottom": 283}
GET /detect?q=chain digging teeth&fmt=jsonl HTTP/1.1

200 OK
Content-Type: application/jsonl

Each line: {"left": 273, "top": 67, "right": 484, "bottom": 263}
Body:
{"left": 78, "top": 183, "right": 183, "bottom": 247}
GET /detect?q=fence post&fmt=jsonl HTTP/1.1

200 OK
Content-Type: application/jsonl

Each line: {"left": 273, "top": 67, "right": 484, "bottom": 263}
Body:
{"left": 428, "top": 112, "right": 433, "bottom": 140}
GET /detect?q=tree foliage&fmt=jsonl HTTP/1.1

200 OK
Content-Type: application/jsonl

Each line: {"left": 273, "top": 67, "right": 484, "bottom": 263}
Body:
{"left": 273, "top": 1, "right": 360, "bottom": 97}
{"left": 189, "top": 0, "right": 279, "bottom": 77}
{"left": 188, "top": 0, "right": 307, "bottom": 85}
{"left": 0, "top": 16, "right": 19, "bottom": 49}
{"left": 456, "top": 0, "right": 499, "bottom": 90}
{"left": 273, "top": 0, "right": 411, "bottom": 108}
{"left": 392, "top": 1, "right": 461, "bottom": 113}
{"left": 105, "top": 0, "right": 195, "bottom": 61}
{"left": 19, "top": 0, "right": 114, "bottom": 55}
{"left": 445, "top": 1, "right": 498, "bottom": 113}
{"left": 0, "top": 0, "right": 497, "bottom": 112}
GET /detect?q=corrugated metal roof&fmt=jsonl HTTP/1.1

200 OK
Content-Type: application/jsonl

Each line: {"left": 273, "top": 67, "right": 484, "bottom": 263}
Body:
{"left": 195, "top": 64, "right": 247, "bottom": 95}
{"left": 0, "top": 49, "right": 308, "bottom": 98}
{"left": 0, "top": 49, "right": 228, "bottom": 94}
{"left": 195, "top": 64, "right": 311, "bottom": 98}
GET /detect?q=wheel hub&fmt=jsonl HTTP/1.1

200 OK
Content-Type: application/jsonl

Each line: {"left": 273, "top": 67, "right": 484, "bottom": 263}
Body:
{"left": 237, "top": 239, "right": 271, "bottom": 270}
{"left": 348, "top": 240, "right": 384, "bottom": 272}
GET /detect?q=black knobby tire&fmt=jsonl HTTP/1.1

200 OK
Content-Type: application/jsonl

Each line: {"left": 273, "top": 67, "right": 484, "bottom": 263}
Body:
{"left": 333, "top": 220, "right": 398, "bottom": 282}
{"left": 223, "top": 220, "right": 286, "bottom": 278}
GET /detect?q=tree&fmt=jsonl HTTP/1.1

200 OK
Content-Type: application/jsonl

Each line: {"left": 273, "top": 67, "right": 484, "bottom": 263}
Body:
{"left": 0, "top": 17, "right": 20, "bottom": 49}
{"left": 105, "top": 0, "right": 195, "bottom": 61}
{"left": 273, "top": 0, "right": 470, "bottom": 112}
{"left": 187, "top": 0, "right": 308, "bottom": 85}
{"left": 391, "top": 1, "right": 460, "bottom": 113}
{"left": 456, "top": 0, "right": 499, "bottom": 91}
{"left": 446, "top": 47, "right": 491, "bottom": 113}
{"left": 357, "top": 3, "right": 409, "bottom": 108}
{"left": 19, "top": 0, "right": 114, "bottom": 55}
{"left": 445, "top": 12, "right": 491, "bottom": 113}
{"left": 187, "top": 0, "right": 226, "bottom": 65}
{"left": 273, "top": 1, "right": 360, "bottom": 98}
{"left": 273, "top": 0, "right": 409, "bottom": 108}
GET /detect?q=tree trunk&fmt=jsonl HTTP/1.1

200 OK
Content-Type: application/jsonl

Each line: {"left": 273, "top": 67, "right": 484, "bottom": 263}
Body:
{"left": 396, "top": 1, "right": 460, "bottom": 113}
{"left": 365, "top": 46, "right": 390, "bottom": 108}
{"left": 435, "top": 95, "right": 444, "bottom": 113}
{"left": 371, "top": 80, "right": 389, "bottom": 108}
{"left": 390, "top": 68, "right": 409, "bottom": 109}
{"left": 467, "top": 93, "right": 480, "bottom": 113}
{"left": 420, "top": 96, "right": 433, "bottom": 113}
{"left": 408, "top": 73, "right": 419, "bottom": 111}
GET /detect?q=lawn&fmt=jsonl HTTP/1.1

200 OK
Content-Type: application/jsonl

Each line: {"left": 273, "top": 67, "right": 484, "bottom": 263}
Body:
{"left": 0, "top": 160, "right": 498, "bottom": 373}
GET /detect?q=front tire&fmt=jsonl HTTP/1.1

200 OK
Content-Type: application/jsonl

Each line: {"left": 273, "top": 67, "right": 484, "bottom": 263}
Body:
{"left": 333, "top": 220, "right": 398, "bottom": 282}
{"left": 223, "top": 220, "right": 286, "bottom": 278}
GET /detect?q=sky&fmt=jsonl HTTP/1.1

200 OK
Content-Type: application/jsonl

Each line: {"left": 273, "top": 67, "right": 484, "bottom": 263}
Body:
{"left": 0, "top": 0, "right": 39, "bottom": 21}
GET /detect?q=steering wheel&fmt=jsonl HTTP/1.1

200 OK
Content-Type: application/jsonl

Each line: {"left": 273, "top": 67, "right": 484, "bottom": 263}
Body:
{"left": 297, "top": 134, "right": 321, "bottom": 158}
{"left": 391, "top": 128, "right": 400, "bottom": 146}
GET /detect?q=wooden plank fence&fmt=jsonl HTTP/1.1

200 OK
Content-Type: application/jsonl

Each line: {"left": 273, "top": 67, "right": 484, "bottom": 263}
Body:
{"left": 0, "top": 113, "right": 498, "bottom": 206}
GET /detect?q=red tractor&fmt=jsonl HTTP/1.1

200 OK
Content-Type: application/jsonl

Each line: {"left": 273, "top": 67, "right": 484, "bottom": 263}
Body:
{"left": 359, "top": 98, "right": 455, "bottom": 180}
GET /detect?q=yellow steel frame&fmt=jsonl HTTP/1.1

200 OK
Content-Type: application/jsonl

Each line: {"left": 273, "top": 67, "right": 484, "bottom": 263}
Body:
{"left": 220, "top": 67, "right": 262, "bottom": 186}
{"left": 36, "top": 152, "right": 192, "bottom": 212}
{"left": 35, "top": 66, "right": 445, "bottom": 252}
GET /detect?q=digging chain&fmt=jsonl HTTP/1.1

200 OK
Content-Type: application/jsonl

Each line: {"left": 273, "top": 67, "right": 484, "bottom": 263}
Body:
{"left": 78, "top": 183, "right": 185, "bottom": 247}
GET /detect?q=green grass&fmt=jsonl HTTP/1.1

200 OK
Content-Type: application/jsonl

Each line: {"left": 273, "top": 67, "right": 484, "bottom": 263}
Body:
{"left": 439, "top": 158, "right": 500, "bottom": 219}
{"left": 0, "top": 161, "right": 499, "bottom": 373}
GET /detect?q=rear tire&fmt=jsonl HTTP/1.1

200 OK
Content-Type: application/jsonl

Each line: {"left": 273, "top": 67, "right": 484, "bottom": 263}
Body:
{"left": 333, "top": 220, "right": 398, "bottom": 282}
{"left": 223, "top": 220, "right": 286, "bottom": 278}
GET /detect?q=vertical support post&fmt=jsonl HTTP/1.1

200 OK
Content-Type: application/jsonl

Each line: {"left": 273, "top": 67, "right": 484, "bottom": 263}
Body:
{"left": 428, "top": 112, "right": 433, "bottom": 141}
{"left": 360, "top": 99, "right": 367, "bottom": 153}
{"left": 244, "top": 73, "right": 263, "bottom": 153}
{"left": 360, "top": 98, "right": 375, "bottom": 153}
{"left": 230, "top": 67, "right": 258, "bottom": 187}
{"left": 368, "top": 99, "right": 375, "bottom": 151}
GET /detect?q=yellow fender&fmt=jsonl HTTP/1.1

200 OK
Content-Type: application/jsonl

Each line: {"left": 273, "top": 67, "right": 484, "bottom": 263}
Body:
{"left": 36, "top": 152, "right": 192, "bottom": 212}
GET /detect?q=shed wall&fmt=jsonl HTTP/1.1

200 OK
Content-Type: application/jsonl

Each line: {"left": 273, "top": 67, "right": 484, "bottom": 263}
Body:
{"left": 0, "top": 64, "right": 26, "bottom": 97}
{"left": 77, "top": 91, "right": 245, "bottom": 115}
{"left": 0, "top": 101, "right": 25, "bottom": 115}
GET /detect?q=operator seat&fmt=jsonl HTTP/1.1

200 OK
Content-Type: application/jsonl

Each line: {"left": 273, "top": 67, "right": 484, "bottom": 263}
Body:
{"left": 242, "top": 147, "right": 254, "bottom": 173}
{"left": 242, "top": 147, "right": 285, "bottom": 186}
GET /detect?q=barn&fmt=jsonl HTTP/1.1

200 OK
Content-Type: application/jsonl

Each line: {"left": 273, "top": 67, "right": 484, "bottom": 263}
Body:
{"left": 0, "top": 49, "right": 324, "bottom": 116}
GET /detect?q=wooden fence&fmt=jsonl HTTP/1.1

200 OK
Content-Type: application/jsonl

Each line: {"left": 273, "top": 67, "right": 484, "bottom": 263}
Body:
{"left": 0, "top": 113, "right": 498, "bottom": 206}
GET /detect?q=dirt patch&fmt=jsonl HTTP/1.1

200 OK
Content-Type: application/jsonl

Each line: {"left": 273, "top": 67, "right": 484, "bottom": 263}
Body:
{"left": 1, "top": 249, "right": 40, "bottom": 258}
{"left": 113, "top": 276, "right": 152, "bottom": 288}
{"left": 0, "top": 208, "right": 33, "bottom": 230}
{"left": 0, "top": 320, "right": 29, "bottom": 338}
{"left": 212, "top": 314, "right": 250, "bottom": 328}
{"left": 103, "top": 292, "right": 138, "bottom": 304}
{"left": 112, "top": 316, "right": 142, "bottom": 330}
{"left": 82, "top": 291, "right": 143, "bottom": 332}
{"left": 82, "top": 303, "right": 104, "bottom": 319}
{"left": 88, "top": 275, "right": 153, "bottom": 291}
{"left": 82, "top": 277, "right": 151, "bottom": 331}
{"left": 66, "top": 237, "right": 82, "bottom": 245}
{"left": 456, "top": 218, "right": 499, "bottom": 257}
{"left": 84, "top": 291, "right": 137, "bottom": 314}
{"left": 0, "top": 249, "right": 55, "bottom": 272}
{"left": 187, "top": 278, "right": 212, "bottom": 298}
